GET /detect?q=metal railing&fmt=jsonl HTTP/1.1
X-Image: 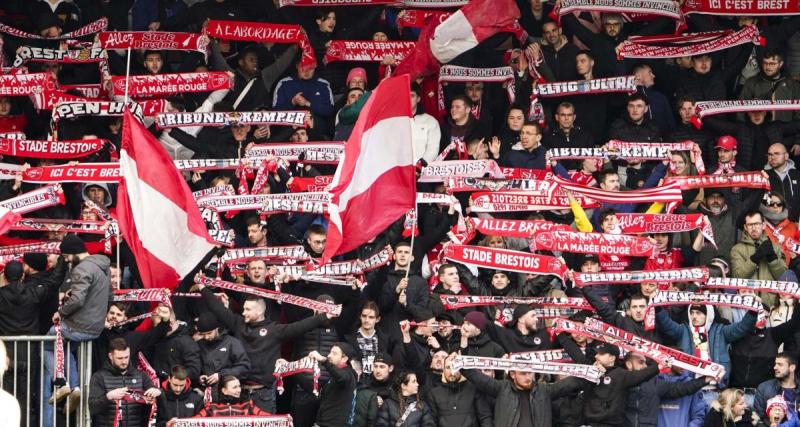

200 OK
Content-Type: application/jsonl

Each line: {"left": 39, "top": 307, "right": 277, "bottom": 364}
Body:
{"left": 1, "top": 336, "right": 93, "bottom": 427}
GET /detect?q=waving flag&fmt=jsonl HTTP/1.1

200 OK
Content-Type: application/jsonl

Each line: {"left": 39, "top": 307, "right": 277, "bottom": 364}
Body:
{"left": 117, "top": 109, "right": 215, "bottom": 289}
{"left": 321, "top": 75, "right": 416, "bottom": 264}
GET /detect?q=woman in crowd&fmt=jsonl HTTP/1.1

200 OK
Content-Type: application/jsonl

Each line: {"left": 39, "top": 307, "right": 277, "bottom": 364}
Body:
{"left": 703, "top": 388, "right": 761, "bottom": 426}
{"left": 376, "top": 371, "right": 436, "bottom": 427}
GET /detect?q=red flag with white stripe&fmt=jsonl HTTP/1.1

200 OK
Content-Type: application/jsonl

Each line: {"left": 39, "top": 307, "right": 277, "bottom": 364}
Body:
{"left": 117, "top": 109, "right": 216, "bottom": 289}
{"left": 321, "top": 75, "right": 416, "bottom": 264}
{"left": 395, "top": 0, "right": 521, "bottom": 79}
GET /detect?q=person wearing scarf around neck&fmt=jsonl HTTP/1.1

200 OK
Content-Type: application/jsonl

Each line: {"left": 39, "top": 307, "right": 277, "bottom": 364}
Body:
{"left": 759, "top": 192, "right": 799, "bottom": 266}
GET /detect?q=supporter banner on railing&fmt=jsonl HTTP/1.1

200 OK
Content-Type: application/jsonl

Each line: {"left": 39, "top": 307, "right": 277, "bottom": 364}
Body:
{"left": 172, "top": 415, "right": 294, "bottom": 427}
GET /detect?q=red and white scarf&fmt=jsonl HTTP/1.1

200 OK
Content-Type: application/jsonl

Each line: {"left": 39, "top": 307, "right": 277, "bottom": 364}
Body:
{"left": 662, "top": 172, "right": 770, "bottom": 190}
{"left": 500, "top": 167, "right": 554, "bottom": 180}
{"left": 324, "top": 40, "right": 416, "bottom": 64}
{"left": 691, "top": 99, "right": 800, "bottom": 128}
{"left": 196, "top": 276, "right": 342, "bottom": 316}
{"left": 535, "top": 75, "right": 636, "bottom": 97}
{"left": 552, "top": 0, "right": 684, "bottom": 21}
{"left": 10, "top": 218, "right": 109, "bottom": 236}
{"left": 193, "top": 185, "right": 236, "bottom": 201}
{"left": 440, "top": 294, "right": 593, "bottom": 311}
{"left": 618, "top": 25, "right": 762, "bottom": 59}
{"left": 111, "top": 72, "right": 232, "bottom": 98}
{"left": 199, "top": 205, "right": 236, "bottom": 248}
{"left": 606, "top": 140, "right": 705, "bottom": 175}
{"left": 469, "top": 190, "right": 599, "bottom": 212}
{"left": 572, "top": 266, "right": 709, "bottom": 287}
{"left": 511, "top": 349, "right": 573, "bottom": 363}
{"left": 53, "top": 320, "right": 66, "bottom": 384}
{"left": 221, "top": 245, "right": 310, "bottom": 265}
{"left": 0, "top": 18, "right": 107, "bottom": 40}
{"left": 279, "top": 0, "right": 467, "bottom": 6}
{"left": 530, "top": 230, "right": 658, "bottom": 257}
{"left": 112, "top": 288, "right": 173, "bottom": 308}
{"left": 701, "top": 277, "right": 800, "bottom": 299}
{"left": 176, "top": 159, "right": 242, "bottom": 172}
{"left": 419, "top": 160, "right": 506, "bottom": 183}
{"left": 113, "top": 388, "right": 156, "bottom": 427}
{"left": 450, "top": 355, "right": 603, "bottom": 383}
{"left": 550, "top": 317, "right": 726, "bottom": 379}
{"left": 440, "top": 244, "right": 568, "bottom": 279}
{"left": 468, "top": 217, "right": 571, "bottom": 239}
{"left": 554, "top": 176, "right": 683, "bottom": 208}
{"left": 98, "top": 31, "right": 209, "bottom": 52}
{"left": 246, "top": 142, "right": 344, "bottom": 165}
{"left": 198, "top": 192, "right": 330, "bottom": 214}
{"left": 51, "top": 101, "right": 144, "bottom": 123}
{"left": 155, "top": 110, "right": 308, "bottom": 129}
{"left": 645, "top": 291, "right": 765, "bottom": 330}
{"left": 13, "top": 46, "right": 105, "bottom": 68}
{"left": 0, "top": 185, "right": 65, "bottom": 215}
{"left": 205, "top": 20, "right": 317, "bottom": 68}
{"left": 23, "top": 163, "right": 122, "bottom": 183}
{"left": 172, "top": 416, "right": 294, "bottom": 427}
{"left": 0, "top": 241, "right": 61, "bottom": 256}
{"left": 0, "top": 137, "right": 107, "bottom": 159}
{"left": 273, "top": 357, "right": 320, "bottom": 396}
{"left": 0, "top": 72, "right": 56, "bottom": 96}
{"left": 396, "top": 9, "right": 452, "bottom": 29}
{"left": 438, "top": 65, "right": 516, "bottom": 110}
{"left": 682, "top": 0, "right": 800, "bottom": 15}
{"left": 288, "top": 176, "right": 334, "bottom": 192}
{"left": 616, "top": 213, "right": 716, "bottom": 247}
{"left": 446, "top": 176, "right": 555, "bottom": 193}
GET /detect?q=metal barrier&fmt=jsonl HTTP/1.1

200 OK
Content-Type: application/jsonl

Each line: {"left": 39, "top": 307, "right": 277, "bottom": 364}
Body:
{"left": 0, "top": 336, "right": 93, "bottom": 427}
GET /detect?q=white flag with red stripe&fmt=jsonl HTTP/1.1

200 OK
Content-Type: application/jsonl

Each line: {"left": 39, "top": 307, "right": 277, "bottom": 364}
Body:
{"left": 117, "top": 109, "right": 216, "bottom": 289}
{"left": 430, "top": 0, "right": 520, "bottom": 63}
{"left": 0, "top": 205, "right": 19, "bottom": 236}
{"left": 321, "top": 75, "right": 416, "bottom": 264}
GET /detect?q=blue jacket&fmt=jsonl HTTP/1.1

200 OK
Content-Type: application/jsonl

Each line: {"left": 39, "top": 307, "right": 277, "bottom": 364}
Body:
{"left": 655, "top": 307, "right": 756, "bottom": 386}
{"left": 657, "top": 372, "right": 707, "bottom": 427}
{"left": 272, "top": 75, "right": 334, "bottom": 134}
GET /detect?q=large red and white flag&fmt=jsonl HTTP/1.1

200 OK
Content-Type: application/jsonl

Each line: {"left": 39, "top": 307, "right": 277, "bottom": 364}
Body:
{"left": 321, "top": 75, "right": 416, "bottom": 265}
{"left": 117, "top": 109, "right": 216, "bottom": 289}
{"left": 395, "top": 0, "right": 521, "bottom": 79}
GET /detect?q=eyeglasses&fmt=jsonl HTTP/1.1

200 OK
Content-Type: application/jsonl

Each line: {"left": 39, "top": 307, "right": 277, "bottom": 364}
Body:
{"left": 767, "top": 202, "right": 784, "bottom": 208}
{"left": 744, "top": 222, "right": 763, "bottom": 228}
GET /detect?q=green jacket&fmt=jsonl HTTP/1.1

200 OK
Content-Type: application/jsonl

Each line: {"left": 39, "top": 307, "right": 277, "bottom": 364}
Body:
{"left": 730, "top": 233, "right": 787, "bottom": 307}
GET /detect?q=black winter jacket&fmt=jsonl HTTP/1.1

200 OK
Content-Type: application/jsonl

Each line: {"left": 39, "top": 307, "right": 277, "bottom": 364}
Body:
{"left": 155, "top": 380, "right": 203, "bottom": 427}
{"left": 608, "top": 116, "right": 661, "bottom": 143}
{"left": 376, "top": 395, "right": 437, "bottom": 427}
{"left": 582, "top": 287, "right": 661, "bottom": 343}
{"left": 201, "top": 287, "right": 326, "bottom": 387}
{"left": 196, "top": 332, "right": 250, "bottom": 380}
{"left": 583, "top": 363, "right": 660, "bottom": 426}
{"left": 430, "top": 379, "right": 492, "bottom": 427}
{"left": 316, "top": 360, "right": 358, "bottom": 427}
{"left": 89, "top": 365, "right": 156, "bottom": 427}
{"left": 624, "top": 375, "right": 708, "bottom": 427}
{"left": 152, "top": 322, "right": 203, "bottom": 383}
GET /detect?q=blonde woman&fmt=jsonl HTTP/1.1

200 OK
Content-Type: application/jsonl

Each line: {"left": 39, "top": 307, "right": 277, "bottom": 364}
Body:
{"left": 0, "top": 340, "right": 21, "bottom": 427}
{"left": 703, "top": 388, "right": 760, "bottom": 426}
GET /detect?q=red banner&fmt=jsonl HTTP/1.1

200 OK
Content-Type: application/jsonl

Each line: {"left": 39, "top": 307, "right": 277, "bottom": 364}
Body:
{"left": 324, "top": 40, "right": 416, "bottom": 64}
{"left": 441, "top": 244, "right": 567, "bottom": 279}
{"left": 23, "top": 163, "right": 121, "bottom": 183}
{"left": 468, "top": 217, "right": 572, "bottom": 239}
{"left": 99, "top": 31, "right": 209, "bottom": 52}
{"left": 0, "top": 73, "right": 55, "bottom": 96}
{"left": 0, "top": 138, "right": 106, "bottom": 159}
{"left": 205, "top": 20, "right": 316, "bottom": 68}
{"left": 530, "top": 230, "right": 658, "bottom": 257}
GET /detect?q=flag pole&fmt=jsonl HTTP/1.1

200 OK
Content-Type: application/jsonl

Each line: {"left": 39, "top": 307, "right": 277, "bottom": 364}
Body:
{"left": 124, "top": 46, "right": 131, "bottom": 103}
{"left": 404, "top": 198, "right": 417, "bottom": 280}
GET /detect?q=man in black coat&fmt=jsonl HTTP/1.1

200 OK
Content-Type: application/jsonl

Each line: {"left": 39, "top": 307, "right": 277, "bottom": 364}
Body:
{"left": 542, "top": 101, "right": 595, "bottom": 170}
{"left": 765, "top": 143, "right": 800, "bottom": 221}
{"left": 541, "top": 21, "right": 580, "bottom": 82}
{"left": 151, "top": 306, "right": 202, "bottom": 384}
{"left": 378, "top": 241, "right": 429, "bottom": 338}
{"left": 608, "top": 94, "right": 661, "bottom": 143}
{"left": 309, "top": 342, "right": 359, "bottom": 427}
{"left": 88, "top": 338, "right": 161, "bottom": 427}
{"left": 155, "top": 365, "right": 203, "bottom": 427}
{"left": 430, "top": 356, "right": 493, "bottom": 427}
{"left": 198, "top": 282, "right": 333, "bottom": 413}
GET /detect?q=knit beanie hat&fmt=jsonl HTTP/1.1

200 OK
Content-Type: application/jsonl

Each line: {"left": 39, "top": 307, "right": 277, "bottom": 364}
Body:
{"left": 59, "top": 234, "right": 87, "bottom": 255}
{"left": 464, "top": 311, "right": 488, "bottom": 331}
